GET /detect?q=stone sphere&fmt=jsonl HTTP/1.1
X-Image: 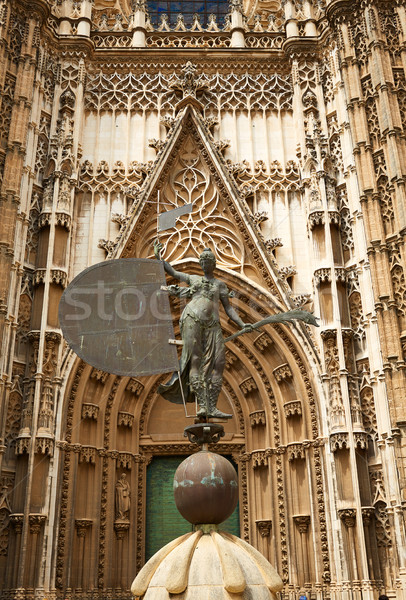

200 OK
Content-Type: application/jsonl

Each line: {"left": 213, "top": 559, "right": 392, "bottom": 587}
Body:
{"left": 173, "top": 451, "right": 238, "bottom": 524}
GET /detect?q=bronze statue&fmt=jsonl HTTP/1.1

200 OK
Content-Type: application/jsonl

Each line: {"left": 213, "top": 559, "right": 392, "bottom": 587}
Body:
{"left": 154, "top": 242, "right": 252, "bottom": 418}
{"left": 154, "top": 241, "right": 319, "bottom": 420}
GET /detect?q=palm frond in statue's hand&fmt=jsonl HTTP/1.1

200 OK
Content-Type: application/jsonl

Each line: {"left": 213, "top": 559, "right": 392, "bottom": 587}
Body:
{"left": 224, "top": 309, "right": 319, "bottom": 343}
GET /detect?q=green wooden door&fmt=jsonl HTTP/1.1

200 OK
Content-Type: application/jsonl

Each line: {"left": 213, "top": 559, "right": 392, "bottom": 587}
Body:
{"left": 145, "top": 455, "right": 240, "bottom": 560}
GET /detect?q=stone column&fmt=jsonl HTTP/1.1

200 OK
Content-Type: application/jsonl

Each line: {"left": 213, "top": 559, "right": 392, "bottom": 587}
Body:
{"left": 302, "top": 0, "right": 316, "bottom": 36}
{"left": 75, "top": 519, "right": 92, "bottom": 590}
{"left": 229, "top": 0, "right": 245, "bottom": 48}
{"left": 28, "top": 514, "right": 46, "bottom": 588}
{"left": 256, "top": 519, "right": 272, "bottom": 562}
{"left": 282, "top": 0, "right": 298, "bottom": 38}
{"left": 293, "top": 515, "right": 311, "bottom": 585}
{"left": 361, "top": 507, "right": 375, "bottom": 581}
{"left": 9, "top": 514, "right": 24, "bottom": 588}
{"left": 114, "top": 520, "right": 130, "bottom": 589}
{"left": 339, "top": 509, "right": 358, "bottom": 580}
{"left": 131, "top": 0, "right": 147, "bottom": 47}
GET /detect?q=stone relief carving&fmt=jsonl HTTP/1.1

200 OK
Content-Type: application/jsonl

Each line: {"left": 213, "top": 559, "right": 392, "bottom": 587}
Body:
{"left": 84, "top": 68, "right": 293, "bottom": 115}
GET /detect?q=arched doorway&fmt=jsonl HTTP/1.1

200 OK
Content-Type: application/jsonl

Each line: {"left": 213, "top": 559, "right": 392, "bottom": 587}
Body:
{"left": 54, "top": 269, "right": 328, "bottom": 597}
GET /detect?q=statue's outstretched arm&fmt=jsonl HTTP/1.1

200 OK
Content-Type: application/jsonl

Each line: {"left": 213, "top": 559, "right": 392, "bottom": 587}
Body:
{"left": 221, "top": 292, "right": 251, "bottom": 330}
{"left": 154, "top": 240, "right": 190, "bottom": 284}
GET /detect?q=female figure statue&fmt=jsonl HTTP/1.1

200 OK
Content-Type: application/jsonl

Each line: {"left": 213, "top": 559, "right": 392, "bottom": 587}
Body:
{"left": 115, "top": 473, "right": 131, "bottom": 520}
{"left": 154, "top": 242, "right": 251, "bottom": 419}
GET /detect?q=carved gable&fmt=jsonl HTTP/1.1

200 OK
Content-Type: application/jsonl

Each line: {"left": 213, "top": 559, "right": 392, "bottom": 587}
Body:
{"left": 115, "top": 106, "right": 290, "bottom": 304}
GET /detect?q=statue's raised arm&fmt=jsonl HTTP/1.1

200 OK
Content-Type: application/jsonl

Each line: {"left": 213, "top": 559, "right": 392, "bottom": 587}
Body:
{"left": 154, "top": 240, "right": 190, "bottom": 284}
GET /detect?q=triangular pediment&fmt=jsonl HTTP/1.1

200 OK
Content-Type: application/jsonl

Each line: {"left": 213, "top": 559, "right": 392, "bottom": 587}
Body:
{"left": 113, "top": 105, "right": 292, "bottom": 307}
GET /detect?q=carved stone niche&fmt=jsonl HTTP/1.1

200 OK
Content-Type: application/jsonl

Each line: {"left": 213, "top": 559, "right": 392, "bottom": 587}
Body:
{"left": 256, "top": 519, "right": 272, "bottom": 537}
{"left": 35, "top": 436, "right": 54, "bottom": 456}
{"left": 9, "top": 514, "right": 24, "bottom": 534}
{"left": 273, "top": 363, "right": 292, "bottom": 383}
{"left": 79, "top": 445, "right": 96, "bottom": 464}
{"left": 29, "top": 514, "right": 47, "bottom": 535}
{"left": 239, "top": 377, "right": 258, "bottom": 396}
{"left": 118, "top": 411, "right": 134, "bottom": 428}
{"left": 51, "top": 268, "right": 68, "bottom": 288}
{"left": 126, "top": 378, "right": 144, "bottom": 396}
{"left": 314, "top": 268, "right": 331, "bottom": 284}
{"left": 251, "top": 450, "right": 269, "bottom": 468}
{"left": 82, "top": 403, "right": 99, "bottom": 420}
{"left": 330, "top": 432, "right": 349, "bottom": 452}
{"left": 15, "top": 436, "right": 30, "bottom": 455}
{"left": 90, "top": 368, "right": 109, "bottom": 384}
{"left": 56, "top": 211, "right": 72, "bottom": 230}
{"left": 361, "top": 506, "right": 375, "bottom": 525}
{"left": 335, "top": 268, "right": 347, "bottom": 283}
{"left": 250, "top": 410, "right": 266, "bottom": 427}
{"left": 308, "top": 210, "right": 325, "bottom": 229}
{"left": 114, "top": 520, "right": 130, "bottom": 540}
{"left": 283, "top": 400, "right": 302, "bottom": 418}
{"left": 253, "top": 332, "right": 273, "bottom": 351}
{"left": 117, "top": 452, "right": 132, "bottom": 469}
{"left": 353, "top": 431, "right": 369, "bottom": 450}
{"left": 287, "top": 442, "right": 305, "bottom": 462}
{"left": 328, "top": 211, "right": 340, "bottom": 225}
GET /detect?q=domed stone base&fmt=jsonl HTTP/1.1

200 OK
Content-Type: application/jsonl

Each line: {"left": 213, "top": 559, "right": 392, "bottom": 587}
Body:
{"left": 131, "top": 527, "right": 283, "bottom": 599}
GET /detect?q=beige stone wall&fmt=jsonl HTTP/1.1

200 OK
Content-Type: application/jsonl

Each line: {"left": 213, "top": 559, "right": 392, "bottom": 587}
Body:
{"left": 1, "top": 0, "right": 406, "bottom": 598}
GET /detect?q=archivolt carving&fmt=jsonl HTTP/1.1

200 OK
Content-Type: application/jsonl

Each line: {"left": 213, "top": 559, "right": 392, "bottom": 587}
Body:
{"left": 272, "top": 325, "right": 329, "bottom": 581}
{"left": 223, "top": 380, "right": 245, "bottom": 436}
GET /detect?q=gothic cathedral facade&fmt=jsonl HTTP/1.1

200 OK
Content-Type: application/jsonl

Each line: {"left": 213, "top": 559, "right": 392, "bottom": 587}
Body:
{"left": 1, "top": 0, "right": 406, "bottom": 598}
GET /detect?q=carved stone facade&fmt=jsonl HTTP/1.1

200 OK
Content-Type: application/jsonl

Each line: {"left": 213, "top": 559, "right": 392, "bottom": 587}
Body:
{"left": 1, "top": 0, "right": 406, "bottom": 598}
